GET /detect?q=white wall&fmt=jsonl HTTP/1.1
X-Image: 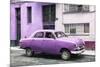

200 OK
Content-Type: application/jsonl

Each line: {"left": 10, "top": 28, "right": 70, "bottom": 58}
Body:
{"left": 55, "top": 4, "right": 96, "bottom": 41}
{"left": 55, "top": 4, "right": 64, "bottom": 32}
{"left": 20, "top": 3, "right": 43, "bottom": 38}
{"left": 63, "top": 13, "right": 95, "bottom": 41}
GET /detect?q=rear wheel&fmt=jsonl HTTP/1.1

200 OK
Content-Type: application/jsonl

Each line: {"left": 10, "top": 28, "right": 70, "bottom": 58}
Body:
{"left": 61, "top": 50, "right": 71, "bottom": 60}
{"left": 25, "top": 48, "right": 34, "bottom": 57}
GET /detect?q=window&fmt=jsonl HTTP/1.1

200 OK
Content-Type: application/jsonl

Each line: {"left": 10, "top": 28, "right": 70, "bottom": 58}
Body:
{"left": 64, "top": 23, "right": 89, "bottom": 35}
{"left": 42, "top": 4, "right": 55, "bottom": 29}
{"left": 70, "top": 24, "right": 76, "bottom": 34}
{"left": 82, "top": 5, "right": 89, "bottom": 12}
{"left": 55, "top": 32, "right": 67, "bottom": 38}
{"left": 43, "top": 25, "right": 55, "bottom": 29}
{"left": 42, "top": 5, "right": 55, "bottom": 23}
{"left": 70, "top": 28, "right": 76, "bottom": 34}
{"left": 45, "top": 32, "right": 55, "bottom": 38}
{"left": 34, "top": 32, "right": 44, "bottom": 38}
{"left": 27, "top": 7, "right": 32, "bottom": 23}
{"left": 84, "top": 23, "right": 89, "bottom": 33}
{"left": 64, "top": 4, "right": 89, "bottom": 13}
{"left": 64, "top": 24, "right": 69, "bottom": 33}
{"left": 77, "top": 5, "right": 83, "bottom": 12}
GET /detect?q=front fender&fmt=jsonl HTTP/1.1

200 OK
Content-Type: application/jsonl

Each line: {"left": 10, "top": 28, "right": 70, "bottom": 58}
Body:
{"left": 55, "top": 41, "right": 76, "bottom": 54}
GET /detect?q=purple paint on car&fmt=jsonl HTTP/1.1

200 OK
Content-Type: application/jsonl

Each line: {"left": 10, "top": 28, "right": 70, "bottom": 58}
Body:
{"left": 19, "top": 30, "right": 85, "bottom": 60}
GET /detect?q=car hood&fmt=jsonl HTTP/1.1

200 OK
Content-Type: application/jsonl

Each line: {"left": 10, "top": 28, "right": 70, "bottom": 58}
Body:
{"left": 56, "top": 37, "right": 85, "bottom": 46}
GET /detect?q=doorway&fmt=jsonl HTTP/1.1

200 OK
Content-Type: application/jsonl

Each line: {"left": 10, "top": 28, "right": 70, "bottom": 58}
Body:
{"left": 15, "top": 8, "right": 21, "bottom": 46}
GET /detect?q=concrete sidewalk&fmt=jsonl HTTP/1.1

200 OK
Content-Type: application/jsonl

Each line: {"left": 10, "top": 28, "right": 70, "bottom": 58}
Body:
{"left": 10, "top": 46, "right": 23, "bottom": 50}
{"left": 10, "top": 47, "right": 95, "bottom": 56}
{"left": 82, "top": 50, "right": 95, "bottom": 56}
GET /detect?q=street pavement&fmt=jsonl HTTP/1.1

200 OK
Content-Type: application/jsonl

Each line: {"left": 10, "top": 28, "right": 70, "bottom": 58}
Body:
{"left": 10, "top": 47, "right": 95, "bottom": 67}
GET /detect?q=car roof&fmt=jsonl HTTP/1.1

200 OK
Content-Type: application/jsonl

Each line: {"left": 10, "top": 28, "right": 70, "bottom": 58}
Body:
{"left": 34, "top": 30, "right": 62, "bottom": 33}
{"left": 29, "top": 30, "right": 63, "bottom": 38}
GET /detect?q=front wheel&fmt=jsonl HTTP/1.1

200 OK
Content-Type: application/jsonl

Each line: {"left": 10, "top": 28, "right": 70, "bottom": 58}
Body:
{"left": 25, "top": 48, "right": 34, "bottom": 57}
{"left": 61, "top": 50, "right": 71, "bottom": 60}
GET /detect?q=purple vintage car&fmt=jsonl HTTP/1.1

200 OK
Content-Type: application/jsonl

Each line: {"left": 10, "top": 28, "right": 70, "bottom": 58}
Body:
{"left": 19, "top": 30, "right": 85, "bottom": 60}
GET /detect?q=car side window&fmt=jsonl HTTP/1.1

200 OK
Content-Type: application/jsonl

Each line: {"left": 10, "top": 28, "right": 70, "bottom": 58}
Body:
{"left": 34, "top": 32, "right": 44, "bottom": 38}
{"left": 45, "top": 32, "right": 55, "bottom": 39}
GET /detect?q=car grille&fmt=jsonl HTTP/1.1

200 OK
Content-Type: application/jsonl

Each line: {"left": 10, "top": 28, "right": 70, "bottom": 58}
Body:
{"left": 75, "top": 45, "right": 84, "bottom": 51}
{"left": 79, "top": 45, "right": 84, "bottom": 50}
{"left": 79, "top": 45, "right": 83, "bottom": 48}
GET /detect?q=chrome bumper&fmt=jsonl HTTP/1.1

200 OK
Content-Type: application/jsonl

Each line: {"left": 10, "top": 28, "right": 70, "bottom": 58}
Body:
{"left": 71, "top": 49, "right": 85, "bottom": 54}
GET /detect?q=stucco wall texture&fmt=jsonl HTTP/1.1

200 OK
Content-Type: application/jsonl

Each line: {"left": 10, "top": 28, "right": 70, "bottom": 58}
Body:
{"left": 10, "top": 2, "right": 43, "bottom": 40}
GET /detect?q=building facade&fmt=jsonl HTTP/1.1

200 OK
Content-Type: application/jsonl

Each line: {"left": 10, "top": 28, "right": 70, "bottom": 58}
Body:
{"left": 10, "top": 1, "right": 95, "bottom": 49}
{"left": 10, "top": 2, "right": 43, "bottom": 46}
{"left": 55, "top": 4, "right": 95, "bottom": 49}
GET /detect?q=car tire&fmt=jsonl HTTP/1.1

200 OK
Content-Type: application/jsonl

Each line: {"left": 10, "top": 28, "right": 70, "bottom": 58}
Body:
{"left": 61, "top": 50, "right": 71, "bottom": 60}
{"left": 25, "top": 48, "right": 34, "bottom": 57}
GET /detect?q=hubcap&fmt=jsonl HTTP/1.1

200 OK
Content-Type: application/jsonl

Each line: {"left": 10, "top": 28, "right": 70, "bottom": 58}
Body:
{"left": 61, "top": 51, "right": 70, "bottom": 60}
{"left": 26, "top": 49, "right": 32, "bottom": 56}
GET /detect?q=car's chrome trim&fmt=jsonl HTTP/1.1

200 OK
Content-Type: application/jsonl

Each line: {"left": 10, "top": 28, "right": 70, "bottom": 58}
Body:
{"left": 71, "top": 49, "right": 85, "bottom": 54}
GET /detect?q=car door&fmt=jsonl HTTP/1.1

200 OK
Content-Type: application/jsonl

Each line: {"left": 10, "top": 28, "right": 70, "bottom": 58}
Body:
{"left": 42, "top": 32, "right": 56, "bottom": 54}
{"left": 31, "top": 32, "right": 44, "bottom": 53}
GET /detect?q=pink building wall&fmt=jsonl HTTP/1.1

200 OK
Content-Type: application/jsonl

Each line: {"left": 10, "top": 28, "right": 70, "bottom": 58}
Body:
{"left": 10, "top": 4, "right": 20, "bottom": 40}
{"left": 10, "top": 2, "right": 43, "bottom": 41}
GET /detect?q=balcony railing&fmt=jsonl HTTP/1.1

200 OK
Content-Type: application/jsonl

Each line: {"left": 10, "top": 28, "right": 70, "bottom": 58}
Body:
{"left": 64, "top": 4, "right": 90, "bottom": 13}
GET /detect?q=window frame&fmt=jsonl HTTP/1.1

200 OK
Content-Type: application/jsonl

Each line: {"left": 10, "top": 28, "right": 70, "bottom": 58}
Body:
{"left": 27, "top": 6, "right": 32, "bottom": 23}
{"left": 64, "top": 4, "right": 90, "bottom": 13}
{"left": 55, "top": 31, "right": 67, "bottom": 38}
{"left": 44, "top": 32, "right": 55, "bottom": 39}
{"left": 70, "top": 28, "right": 76, "bottom": 34}
{"left": 64, "top": 23, "right": 90, "bottom": 35}
{"left": 84, "top": 23, "right": 89, "bottom": 33}
{"left": 42, "top": 4, "right": 56, "bottom": 29}
{"left": 33, "top": 32, "right": 44, "bottom": 38}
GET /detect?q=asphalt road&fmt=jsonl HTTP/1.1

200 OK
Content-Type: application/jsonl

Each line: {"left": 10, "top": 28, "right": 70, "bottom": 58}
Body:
{"left": 10, "top": 49, "right": 95, "bottom": 67}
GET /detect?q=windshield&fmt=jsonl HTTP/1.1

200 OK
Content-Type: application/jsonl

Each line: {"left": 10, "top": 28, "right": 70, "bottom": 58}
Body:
{"left": 55, "top": 31, "right": 67, "bottom": 38}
